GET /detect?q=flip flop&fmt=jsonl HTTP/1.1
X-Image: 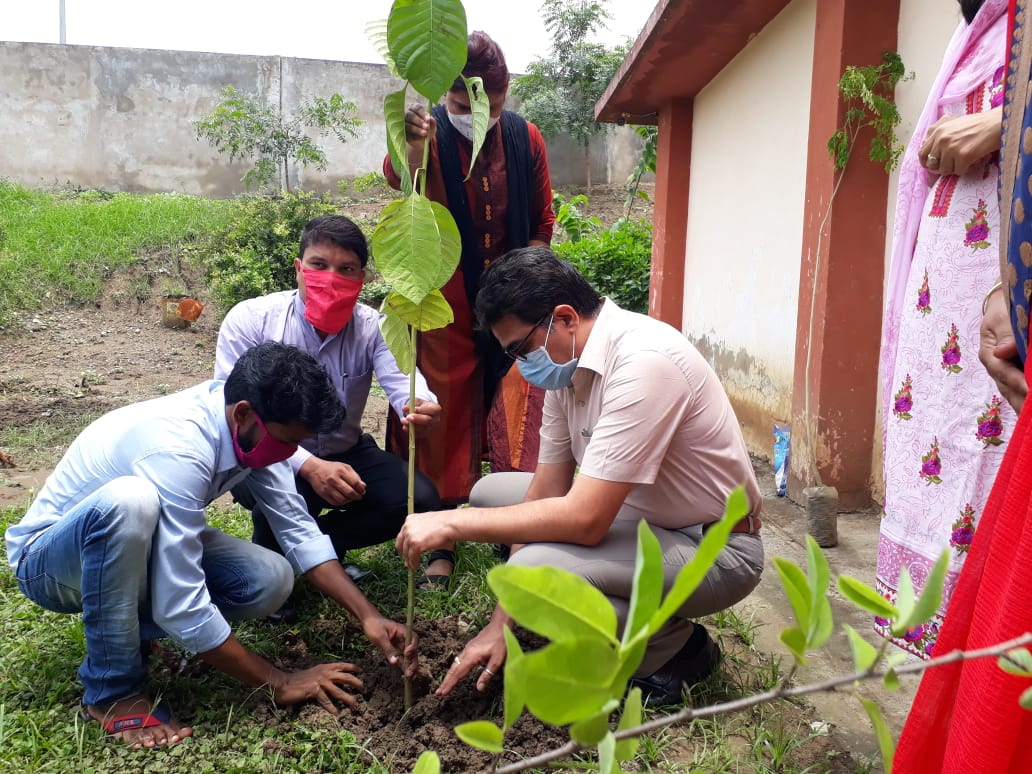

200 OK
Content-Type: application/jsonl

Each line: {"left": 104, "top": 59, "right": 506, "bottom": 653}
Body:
{"left": 82, "top": 699, "right": 175, "bottom": 738}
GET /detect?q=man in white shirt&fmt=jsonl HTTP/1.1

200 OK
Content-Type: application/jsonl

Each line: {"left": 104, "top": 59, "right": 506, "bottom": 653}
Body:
{"left": 6, "top": 343, "right": 416, "bottom": 747}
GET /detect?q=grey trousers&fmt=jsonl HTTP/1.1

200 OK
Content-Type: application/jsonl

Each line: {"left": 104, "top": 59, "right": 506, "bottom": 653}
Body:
{"left": 470, "top": 472, "right": 765, "bottom": 675}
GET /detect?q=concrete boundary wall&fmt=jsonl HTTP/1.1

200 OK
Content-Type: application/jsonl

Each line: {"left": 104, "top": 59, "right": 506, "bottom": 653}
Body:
{"left": 0, "top": 41, "right": 643, "bottom": 196}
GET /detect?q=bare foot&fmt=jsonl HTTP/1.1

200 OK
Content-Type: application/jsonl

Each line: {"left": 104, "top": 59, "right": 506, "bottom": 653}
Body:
{"left": 86, "top": 695, "right": 193, "bottom": 748}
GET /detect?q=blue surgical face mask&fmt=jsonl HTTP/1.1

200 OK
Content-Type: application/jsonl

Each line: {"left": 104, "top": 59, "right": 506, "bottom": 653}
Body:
{"left": 516, "top": 316, "right": 579, "bottom": 390}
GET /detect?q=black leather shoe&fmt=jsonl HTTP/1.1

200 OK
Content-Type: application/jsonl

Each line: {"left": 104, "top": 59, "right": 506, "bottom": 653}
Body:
{"left": 343, "top": 562, "right": 374, "bottom": 584}
{"left": 629, "top": 624, "right": 721, "bottom": 707}
{"left": 265, "top": 598, "right": 300, "bottom": 625}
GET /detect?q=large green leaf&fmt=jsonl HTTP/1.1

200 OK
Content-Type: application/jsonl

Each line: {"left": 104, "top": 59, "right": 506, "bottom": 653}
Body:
{"left": 889, "top": 566, "right": 917, "bottom": 639}
{"left": 387, "top": 0, "right": 468, "bottom": 102}
{"left": 774, "top": 558, "right": 812, "bottom": 636}
{"left": 454, "top": 721, "right": 503, "bottom": 753}
{"left": 502, "top": 626, "right": 526, "bottom": 730}
{"left": 383, "top": 87, "right": 412, "bottom": 196}
{"left": 378, "top": 304, "right": 415, "bottom": 374}
{"left": 510, "top": 638, "right": 620, "bottom": 726}
{"left": 838, "top": 575, "right": 899, "bottom": 620}
{"left": 489, "top": 564, "right": 619, "bottom": 644}
{"left": 780, "top": 626, "right": 807, "bottom": 664}
{"left": 858, "top": 696, "right": 895, "bottom": 773}
{"left": 610, "top": 626, "right": 649, "bottom": 695}
{"left": 372, "top": 194, "right": 460, "bottom": 304}
{"left": 598, "top": 732, "right": 619, "bottom": 774}
{"left": 382, "top": 289, "right": 453, "bottom": 331}
{"left": 649, "top": 486, "right": 749, "bottom": 634}
{"left": 461, "top": 74, "right": 489, "bottom": 180}
{"left": 893, "top": 551, "right": 948, "bottom": 637}
{"left": 622, "top": 520, "right": 663, "bottom": 648}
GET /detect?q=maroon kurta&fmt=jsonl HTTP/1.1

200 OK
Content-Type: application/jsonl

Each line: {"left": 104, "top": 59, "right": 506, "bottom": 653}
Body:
{"left": 384, "top": 115, "right": 554, "bottom": 503}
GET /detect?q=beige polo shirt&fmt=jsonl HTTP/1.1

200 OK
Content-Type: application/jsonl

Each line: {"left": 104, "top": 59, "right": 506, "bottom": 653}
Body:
{"left": 538, "top": 299, "right": 761, "bottom": 529}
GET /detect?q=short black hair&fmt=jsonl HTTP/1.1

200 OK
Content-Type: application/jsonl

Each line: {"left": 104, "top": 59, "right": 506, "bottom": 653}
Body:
{"left": 474, "top": 246, "right": 603, "bottom": 329}
{"left": 299, "top": 214, "right": 369, "bottom": 268}
{"left": 224, "top": 342, "right": 345, "bottom": 433}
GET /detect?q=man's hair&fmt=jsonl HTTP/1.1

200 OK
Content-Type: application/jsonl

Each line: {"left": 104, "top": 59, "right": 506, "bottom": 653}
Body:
{"left": 451, "top": 31, "right": 509, "bottom": 95}
{"left": 224, "top": 342, "right": 345, "bottom": 433}
{"left": 298, "top": 214, "right": 369, "bottom": 268}
{"left": 474, "top": 246, "right": 603, "bottom": 328}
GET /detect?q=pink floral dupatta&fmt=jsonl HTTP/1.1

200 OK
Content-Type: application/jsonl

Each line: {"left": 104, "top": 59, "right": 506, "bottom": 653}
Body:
{"left": 879, "top": 0, "right": 1008, "bottom": 428}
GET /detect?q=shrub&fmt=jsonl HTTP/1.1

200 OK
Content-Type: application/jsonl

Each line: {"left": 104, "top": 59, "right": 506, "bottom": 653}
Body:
{"left": 189, "top": 191, "right": 337, "bottom": 311}
{"left": 551, "top": 191, "right": 602, "bottom": 244}
{"left": 555, "top": 218, "right": 652, "bottom": 313}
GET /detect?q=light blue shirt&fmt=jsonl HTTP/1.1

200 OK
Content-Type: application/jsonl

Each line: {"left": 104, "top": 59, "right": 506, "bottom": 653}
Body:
{"left": 214, "top": 292, "right": 435, "bottom": 472}
{"left": 4, "top": 381, "right": 337, "bottom": 654}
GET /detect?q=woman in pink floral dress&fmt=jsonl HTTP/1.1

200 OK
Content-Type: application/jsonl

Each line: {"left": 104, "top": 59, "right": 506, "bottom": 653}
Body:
{"left": 875, "top": 0, "right": 1015, "bottom": 657}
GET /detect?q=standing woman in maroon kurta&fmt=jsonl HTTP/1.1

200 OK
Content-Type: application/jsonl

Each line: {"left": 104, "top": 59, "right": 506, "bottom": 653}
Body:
{"left": 384, "top": 32, "right": 555, "bottom": 584}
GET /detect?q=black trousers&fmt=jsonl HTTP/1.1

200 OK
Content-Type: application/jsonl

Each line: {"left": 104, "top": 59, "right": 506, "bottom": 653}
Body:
{"left": 235, "top": 433, "right": 441, "bottom": 559}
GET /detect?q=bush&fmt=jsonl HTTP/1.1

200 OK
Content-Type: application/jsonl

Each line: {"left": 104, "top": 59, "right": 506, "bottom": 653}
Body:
{"left": 555, "top": 218, "right": 652, "bottom": 313}
{"left": 190, "top": 191, "right": 338, "bottom": 311}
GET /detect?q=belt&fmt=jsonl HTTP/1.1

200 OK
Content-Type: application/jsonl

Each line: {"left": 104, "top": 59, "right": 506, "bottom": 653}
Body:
{"left": 702, "top": 514, "right": 762, "bottom": 535}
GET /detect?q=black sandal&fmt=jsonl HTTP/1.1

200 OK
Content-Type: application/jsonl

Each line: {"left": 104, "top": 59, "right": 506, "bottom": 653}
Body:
{"left": 417, "top": 548, "right": 456, "bottom": 591}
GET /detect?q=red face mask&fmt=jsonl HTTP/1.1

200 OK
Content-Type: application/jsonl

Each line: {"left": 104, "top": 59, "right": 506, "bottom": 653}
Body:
{"left": 233, "top": 412, "right": 298, "bottom": 468}
{"left": 301, "top": 268, "right": 363, "bottom": 335}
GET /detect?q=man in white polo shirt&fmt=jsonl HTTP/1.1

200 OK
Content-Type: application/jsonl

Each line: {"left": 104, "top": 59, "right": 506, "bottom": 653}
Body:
{"left": 395, "top": 246, "right": 764, "bottom": 706}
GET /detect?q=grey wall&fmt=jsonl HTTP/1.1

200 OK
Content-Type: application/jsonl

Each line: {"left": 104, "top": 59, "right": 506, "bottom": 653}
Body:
{"left": 0, "top": 41, "right": 644, "bottom": 196}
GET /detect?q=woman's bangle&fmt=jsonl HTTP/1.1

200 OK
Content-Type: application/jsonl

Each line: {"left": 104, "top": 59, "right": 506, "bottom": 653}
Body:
{"left": 982, "top": 281, "right": 1005, "bottom": 316}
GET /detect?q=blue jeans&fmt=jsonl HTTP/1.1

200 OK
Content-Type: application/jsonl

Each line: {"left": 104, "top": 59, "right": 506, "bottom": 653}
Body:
{"left": 15, "top": 476, "right": 293, "bottom": 707}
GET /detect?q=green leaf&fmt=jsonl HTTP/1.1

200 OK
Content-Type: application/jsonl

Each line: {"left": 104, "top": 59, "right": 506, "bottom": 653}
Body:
{"left": 774, "top": 558, "right": 812, "bottom": 638}
{"left": 383, "top": 87, "right": 412, "bottom": 196}
{"left": 598, "top": 731, "right": 619, "bottom": 774}
{"left": 614, "top": 688, "right": 642, "bottom": 761}
{"left": 379, "top": 307, "right": 415, "bottom": 374}
{"left": 1020, "top": 686, "right": 1032, "bottom": 711}
{"left": 502, "top": 627, "right": 526, "bottom": 730}
{"left": 382, "top": 289, "right": 454, "bottom": 331}
{"left": 461, "top": 75, "right": 490, "bottom": 180}
{"left": 488, "top": 564, "right": 619, "bottom": 644}
{"left": 858, "top": 696, "right": 895, "bottom": 773}
{"left": 509, "top": 638, "right": 620, "bottom": 726}
{"left": 365, "top": 18, "right": 401, "bottom": 79}
{"left": 569, "top": 700, "right": 618, "bottom": 746}
{"left": 999, "top": 648, "right": 1032, "bottom": 677}
{"left": 387, "top": 0, "right": 468, "bottom": 102}
{"left": 412, "top": 751, "right": 441, "bottom": 774}
{"left": 649, "top": 486, "right": 749, "bottom": 634}
{"left": 622, "top": 520, "right": 664, "bottom": 648}
{"left": 889, "top": 566, "right": 917, "bottom": 639}
{"left": 780, "top": 626, "right": 807, "bottom": 664}
{"left": 882, "top": 668, "right": 900, "bottom": 691}
{"left": 837, "top": 575, "right": 899, "bottom": 620}
{"left": 894, "top": 552, "right": 948, "bottom": 636}
{"left": 372, "top": 194, "right": 461, "bottom": 304}
{"left": 804, "top": 536, "right": 834, "bottom": 649}
{"left": 454, "top": 721, "right": 504, "bottom": 753}
{"left": 843, "top": 624, "right": 879, "bottom": 672}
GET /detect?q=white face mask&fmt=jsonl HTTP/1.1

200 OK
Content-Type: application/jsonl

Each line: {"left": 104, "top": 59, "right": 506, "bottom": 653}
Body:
{"left": 447, "top": 111, "right": 499, "bottom": 141}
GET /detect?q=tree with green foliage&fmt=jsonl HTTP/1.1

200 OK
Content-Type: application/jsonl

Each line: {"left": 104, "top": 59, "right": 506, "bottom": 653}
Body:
{"left": 511, "top": 0, "right": 628, "bottom": 189}
{"left": 194, "top": 86, "right": 362, "bottom": 193}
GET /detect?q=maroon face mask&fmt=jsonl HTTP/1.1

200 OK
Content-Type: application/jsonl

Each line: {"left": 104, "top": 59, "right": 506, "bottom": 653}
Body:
{"left": 301, "top": 268, "right": 363, "bottom": 335}
{"left": 233, "top": 412, "right": 298, "bottom": 468}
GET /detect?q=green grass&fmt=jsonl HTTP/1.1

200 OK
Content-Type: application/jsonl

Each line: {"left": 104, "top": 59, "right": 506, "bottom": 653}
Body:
{"left": 0, "top": 181, "right": 234, "bottom": 322}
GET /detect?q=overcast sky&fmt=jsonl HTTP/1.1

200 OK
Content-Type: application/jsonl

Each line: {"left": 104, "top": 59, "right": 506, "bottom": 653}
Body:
{"left": 1, "top": 0, "right": 653, "bottom": 73}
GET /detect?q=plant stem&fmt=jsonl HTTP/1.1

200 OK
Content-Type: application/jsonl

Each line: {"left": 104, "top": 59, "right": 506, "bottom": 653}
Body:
{"left": 404, "top": 323, "right": 418, "bottom": 710}
{"left": 491, "top": 632, "right": 1032, "bottom": 773}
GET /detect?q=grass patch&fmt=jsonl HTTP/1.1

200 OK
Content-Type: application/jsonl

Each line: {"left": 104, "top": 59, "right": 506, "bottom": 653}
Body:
{"left": 0, "top": 181, "right": 234, "bottom": 323}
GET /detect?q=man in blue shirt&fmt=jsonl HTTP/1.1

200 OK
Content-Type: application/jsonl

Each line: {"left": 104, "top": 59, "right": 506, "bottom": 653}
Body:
{"left": 216, "top": 215, "right": 454, "bottom": 589}
{"left": 5, "top": 342, "right": 416, "bottom": 748}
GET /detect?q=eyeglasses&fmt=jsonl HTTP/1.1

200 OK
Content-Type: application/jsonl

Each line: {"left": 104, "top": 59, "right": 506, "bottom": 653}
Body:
{"left": 504, "top": 314, "right": 551, "bottom": 361}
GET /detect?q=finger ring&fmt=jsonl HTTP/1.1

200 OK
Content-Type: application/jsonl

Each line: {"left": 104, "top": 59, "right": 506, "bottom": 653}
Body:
{"left": 453, "top": 657, "right": 461, "bottom": 666}
{"left": 926, "top": 154, "right": 939, "bottom": 167}
{"left": 483, "top": 667, "right": 494, "bottom": 676}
